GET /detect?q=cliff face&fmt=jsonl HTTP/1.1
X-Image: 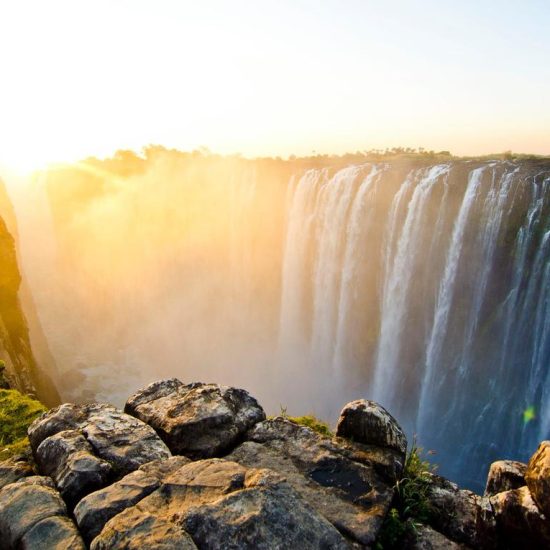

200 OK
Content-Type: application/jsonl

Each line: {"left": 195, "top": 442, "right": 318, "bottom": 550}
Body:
{"left": 0, "top": 201, "right": 59, "bottom": 407}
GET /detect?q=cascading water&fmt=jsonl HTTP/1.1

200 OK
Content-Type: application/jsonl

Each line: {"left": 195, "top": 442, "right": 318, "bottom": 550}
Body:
{"left": 6, "top": 154, "right": 550, "bottom": 492}
{"left": 279, "top": 160, "right": 550, "bottom": 491}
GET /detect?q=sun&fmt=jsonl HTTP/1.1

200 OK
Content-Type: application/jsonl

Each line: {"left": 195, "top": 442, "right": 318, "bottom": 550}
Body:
{"left": 1, "top": 156, "right": 49, "bottom": 177}
{"left": 0, "top": 136, "right": 87, "bottom": 178}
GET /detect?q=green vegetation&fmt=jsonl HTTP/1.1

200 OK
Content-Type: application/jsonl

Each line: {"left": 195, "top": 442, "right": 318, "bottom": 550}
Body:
{"left": 287, "top": 415, "right": 332, "bottom": 437}
{"left": 0, "top": 389, "right": 46, "bottom": 460}
{"left": 273, "top": 406, "right": 333, "bottom": 437}
{"left": 375, "top": 441, "right": 438, "bottom": 549}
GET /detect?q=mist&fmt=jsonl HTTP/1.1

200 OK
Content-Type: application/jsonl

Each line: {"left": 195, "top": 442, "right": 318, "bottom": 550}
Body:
{"left": 4, "top": 150, "right": 550, "bottom": 491}
{"left": 7, "top": 149, "right": 294, "bottom": 410}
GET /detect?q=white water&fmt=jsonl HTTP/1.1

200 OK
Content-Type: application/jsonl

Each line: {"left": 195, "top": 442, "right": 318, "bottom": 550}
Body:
{"left": 279, "top": 160, "right": 550, "bottom": 490}
{"left": 4, "top": 157, "right": 550, "bottom": 491}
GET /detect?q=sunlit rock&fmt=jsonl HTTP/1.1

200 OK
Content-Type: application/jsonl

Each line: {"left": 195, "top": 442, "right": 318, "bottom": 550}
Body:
{"left": 92, "top": 509, "right": 198, "bottom": 549}
{"left": 125, "top": 379, "right": 265, "bottom": 458}
{"left": 490, "top": 486, "right": 550, "bottom": 548}
{"left": 525, "top": 440, "right": 550, "bottom": 518}
{"left": 92, "top": 458, "right": 349, "bottom": 550}
{"left": 228, "top": 417, "right": 398, "bottom": 546}
{"left": 28, "top": 402, "right": 171, "bottom": 508}
{"left": 336, "top": 399, "right": 407, "bottom": 456}
{"left": 484, "top": 460, "right": 526, "bottom": 497}
{"left": 75, "top": 456, "right": 190, "bottom": 544}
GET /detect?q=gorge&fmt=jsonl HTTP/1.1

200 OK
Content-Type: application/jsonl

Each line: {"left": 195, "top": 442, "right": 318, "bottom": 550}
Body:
{"left": 2, "top": 150, "right": 549, "bottom": 493}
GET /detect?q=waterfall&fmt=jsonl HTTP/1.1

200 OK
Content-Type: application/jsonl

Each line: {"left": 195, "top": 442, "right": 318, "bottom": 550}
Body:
{"left": 373, "top": 164, "right": 450, "bottom": 407}
{"left": 416, "top": 166, "right": 485, "bottom": 431}
{"left": 279, "top": 160, "right": 550, "bottom": 491}
{"left": 8, "top": 155, "right": 550, "bottom": 492}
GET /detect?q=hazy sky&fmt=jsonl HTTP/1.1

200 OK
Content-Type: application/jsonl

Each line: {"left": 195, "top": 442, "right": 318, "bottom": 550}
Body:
{"left": 1, "top": 0, "right": 549, "bottom": 170}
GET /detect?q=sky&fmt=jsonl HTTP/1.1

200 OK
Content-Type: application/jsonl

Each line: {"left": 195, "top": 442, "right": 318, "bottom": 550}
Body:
{"left": 0, "top": 0, "right": 549, "bottom": 171}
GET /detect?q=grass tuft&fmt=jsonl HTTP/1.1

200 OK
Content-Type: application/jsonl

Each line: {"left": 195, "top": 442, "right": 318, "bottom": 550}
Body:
{"left": 375, "top": 439, "right": 438, "bottom": 549}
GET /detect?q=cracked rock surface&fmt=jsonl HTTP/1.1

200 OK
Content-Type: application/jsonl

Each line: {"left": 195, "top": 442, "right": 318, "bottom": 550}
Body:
{"left": 0, "top": 379, "right": 547, "bottom": 549}
{"left": 125, "top": 378, "right": 266, "bottom": 458}
{"left": 28, "top": 402, "right": 171, "bottom": 508}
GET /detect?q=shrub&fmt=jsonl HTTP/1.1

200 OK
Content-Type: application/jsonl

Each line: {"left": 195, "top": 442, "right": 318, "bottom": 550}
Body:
{"left": 0, "top": 389, "right": 46, "bottom": 460}
{"left": 375, "top": 440, "right": 437, "bottom": 549}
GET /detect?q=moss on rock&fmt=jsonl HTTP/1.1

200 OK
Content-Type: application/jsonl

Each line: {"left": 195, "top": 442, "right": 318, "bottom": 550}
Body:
{"left": 0, "top": 389, "right": 46, "bottom": 460}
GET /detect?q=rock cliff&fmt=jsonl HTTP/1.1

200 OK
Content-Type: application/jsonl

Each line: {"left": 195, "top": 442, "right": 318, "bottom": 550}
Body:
{"left": 0, "top": 379, "right": 547, "bottom": 549}
{"left": 0, "top": 207, "right": 59, "bottom": 407}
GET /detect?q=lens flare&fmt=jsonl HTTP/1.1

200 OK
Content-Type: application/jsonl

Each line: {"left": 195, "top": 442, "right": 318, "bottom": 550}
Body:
{"left": 523, "top": 406, "right": 536, "bottom": 424}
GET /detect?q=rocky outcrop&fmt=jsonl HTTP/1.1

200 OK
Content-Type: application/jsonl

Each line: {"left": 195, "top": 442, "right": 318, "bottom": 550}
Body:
{"left": 525, "top": 440, "right": 550, "bottom": 518}
{"left": 92, "top": 459, "right": 350, "bottom": 550}
{"left": 490, "top": 486, "right": 550, "bottom": 549}
{"left": 228, "top": 417, "right": 399, "bottom": 546}
{"left": 125, "top": 379, "right": 266, "bottom": 458}
{"left": 0, "top": 379, "right": 547, "bottom": 549}
{"left": 35, "top": 429, "right": 113, "bottom": 509}
{"left": 336, "top": 399, "right": 408, "bottom": 456}
{"left": 28, "top": 402, "right": 171, "bottom": 509}
{"left": 484, "top": 460, "right": 526, "bottom": 496}
{"left": 74, "top": 456, "right": 190, "bottom": 543}
{"left": 0, "top": 476, "right": 84, "bottom": 548}
{"left": 91, "top": 508, "right": 198, "bottom": 550}
{"left": 424, "top": 473, "right": 497, "bottom": 548}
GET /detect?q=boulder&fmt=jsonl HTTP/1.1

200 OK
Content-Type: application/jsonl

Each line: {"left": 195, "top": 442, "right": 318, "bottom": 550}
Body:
{"left": 484, "top": 460, "right": 526, "bottom": 496}
{"left": 92, "top": 459, "right": 350, "bottom": 549}
{"left": 28, "top": 402, "right": 171, "bottom": 507}
{"left": 336, "top": 399, "right": 407, "bottom": 456}
{"left": 35, "top": 430, "right": 112, "bottom": 509}
{"left": 490, "top": 485, "right": 550, "bottom": 549}
{"left": 29, "top": 403, "right": 171, "bottom": 476}
{"left": 20, "top": 515, "right": 85, "bottom": 549}
{"left": 226, "top": 417, "right": 399, "bottom": 546}
{"left": 124, "top": 379, "right": 265, "bottom": 458}
{"left": 28, "top": 403, "right": 87, "bottom": 445}
{"left": 0, "top": 456, "right": 34, "bottom": 490}
{"left": 525, "top": 440, "right": 550, "bottom": 518}
{"left": 81, "top": 404, "right": 172, "bottom": 474}
{"left": 91, "top": 508, "right": 197, "bottom": 550}
{"left": 0, "top": 476, "right": 74, "bottom": 548}
{"left": 425, "top": 473, "right": 497, "bottom": 549}
{"left": 181, "top": 473, "right": 350, "bottom": 549}
{"left": 75, "top": 456, "right": 190, "bottom": 543}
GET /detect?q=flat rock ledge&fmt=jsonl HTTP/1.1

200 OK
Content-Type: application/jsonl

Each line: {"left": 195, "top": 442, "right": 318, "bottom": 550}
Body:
{"left": 0, "top": 379, "right": 547, "bottom": 549}
{"left": 91, "top": 459, "right": 350, "bottom": 550}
